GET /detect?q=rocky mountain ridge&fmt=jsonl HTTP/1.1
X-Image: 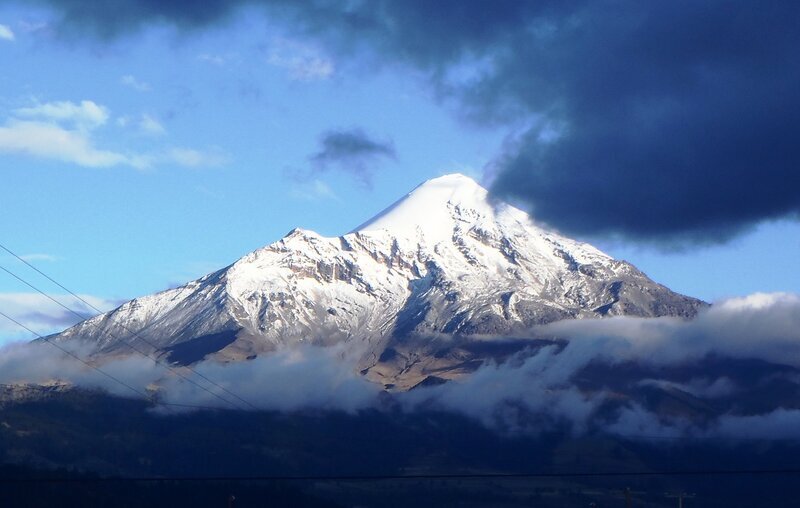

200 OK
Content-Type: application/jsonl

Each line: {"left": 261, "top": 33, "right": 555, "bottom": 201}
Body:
{"left": 49, "top": 174, "right": 703, "bottom": 388}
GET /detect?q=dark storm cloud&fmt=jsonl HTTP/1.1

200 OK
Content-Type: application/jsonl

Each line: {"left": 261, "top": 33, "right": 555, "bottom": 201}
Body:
{"left": 19, "top": 0, "right": 800, "bottom": 242}
{"left": 482, "top": 2, "right": 800, "bottom": 243}
{"left": 20, "top": 0, "right": 244, "bottom": 38}
{"left": 309, "top": 128, "right": 395, "bottom": 185}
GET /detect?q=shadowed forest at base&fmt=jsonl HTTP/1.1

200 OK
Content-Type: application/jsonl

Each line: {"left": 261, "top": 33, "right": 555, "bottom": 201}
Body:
{"left": 2, "top": 389, "right": 800, "bottom": 507}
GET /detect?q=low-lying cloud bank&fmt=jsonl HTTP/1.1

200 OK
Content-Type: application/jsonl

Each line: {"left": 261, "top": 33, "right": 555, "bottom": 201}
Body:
{"left": 406, "top": 292, "right": 800, "bottom": 438}
{"left": 159, "top": 346, "right": 380, "bottom": 412}
{"left": 2, "top": 292, "right": 800, "bottom": 440}
{"left": 542, "top": 292, "right": 800, "bottom": 368}
{"left": 0, "top": 342, "right": 378, "bottom": 413}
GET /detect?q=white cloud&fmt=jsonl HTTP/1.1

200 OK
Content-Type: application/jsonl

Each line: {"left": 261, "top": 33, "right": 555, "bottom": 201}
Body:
{"left": 638, "top": 376, "right": 738, "bottom": 399}
{"left": 197, "top": 53, "right": 238, "bottom": 66}
{"left": 0, "top": 341, "right": 159, "bottom": 398}
{"left": 267, "top": 39, "right": 335, "bottom": 81}
{"left": 107, "top": 147, "right": 228, "bottom": 170}
{"left": 290, "top": 178, "right": 339, "bottom": 201}
{"left": 4, "top": 290, "right": 800, "bottom": 439}
{"left": 120, "top": 74, "right": 152, "bottom": 92}
{"left": 198, "top": 53, "right": 225, "bottom": 65}
{"left": 18, "top": 253, "right": 58, "bottom": 262}
{"left": 15, "top": 100, "right": 109, "bottom": 129}
{"left": 539, "top": 292, "right": 800, "bottom": 368}
{"left": 0, "top": 340, "right": 378, "bottom": 411}
{"left": 139, "top": 114, "right": 166, "bottom": 136}
{"left": 0, "top": 119, "right": 135, "bottom": 168}
{"left": 0, "top": 292, "right": 119, "bottom": 343}
{"left": 712, "top": 408, "right": 800, "bottom": 440}
{"left": 0, "top": 24, "right": 14, "bottom": 41}
{"left": 402, "top": 344, "right": 599, "bottom": 433}
{"left": 118, "top": 114, "right": 166, "bottom": 136}
{"left": 1, "top": 99, "right": 223, "bottom": 170}
{"left": 402, "top": 292, "right": 800, "bottom": 436}
{"left": 160, "top": 346, "right": 378, "bottom": 412}
{"left": 17, "top": 20, "right": 47, "bottom": 34}
{"left": 166, "top": 147, "right": 228, "bottom": 168}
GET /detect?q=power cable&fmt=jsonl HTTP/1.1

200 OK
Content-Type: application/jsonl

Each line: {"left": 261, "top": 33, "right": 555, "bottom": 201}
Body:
{"left": 0, "top": 309, "right": 149, "bottom": 400}
{"left": 4, "top": 467, "right": 800, "bottom": 484}
{"left": 0, "top": 310, "right": 239, "bottom": 413}
{"left": 0, "top": 262, "right": 246, "bottom": 410}
{"left": 3, "top": 244, "right": 799, "bottom": 439}
{"left": 0, "top": 243, "right": 257, "bottom": 410}
{"left": 3, "top": 306, "right": 800, "bottom": 463}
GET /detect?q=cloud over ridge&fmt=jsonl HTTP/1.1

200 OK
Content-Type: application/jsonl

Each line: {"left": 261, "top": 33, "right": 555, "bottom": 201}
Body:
{"left": 4, "top": 291, "right": 800, "bottom": 440}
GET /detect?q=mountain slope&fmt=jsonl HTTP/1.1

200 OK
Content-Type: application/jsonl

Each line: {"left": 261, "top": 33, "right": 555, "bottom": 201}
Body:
{"left": 49, "top": 174, "right": 703, "bottom": 386}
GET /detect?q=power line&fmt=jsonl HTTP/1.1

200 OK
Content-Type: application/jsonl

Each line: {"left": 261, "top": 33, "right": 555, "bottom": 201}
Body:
{"left": 0, "top": 262, "right": 243, "bottom": 410}
{"left": 3, "top": 468, "right": 800, "bottom": 484}
{"left": 613, "top": 433, "right": 799, "bottom": 443}
{"left": 0, "top": 309, "right": 149, "bottom": 400}
{"left": 0, "top": 311, "right": 240, "bottom": 413}
{"left": 0, "top": 242, "right": 256, "bottom": 410}
{"left": 0, "top": 245, "right": 255, "bottom": 411}
{"left": 2, "top": 310, "right": 794, "bottom": 495}
{"left": 3, "top": 245, "right": 798, "bottom": 442}
{"left": 0, "top": 254, "right": 253, "bottom": 410}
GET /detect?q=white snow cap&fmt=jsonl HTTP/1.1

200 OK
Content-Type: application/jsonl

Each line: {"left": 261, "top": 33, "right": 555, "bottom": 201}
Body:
{"left": 354, "top": 173, "right": 516, "bottom": 242}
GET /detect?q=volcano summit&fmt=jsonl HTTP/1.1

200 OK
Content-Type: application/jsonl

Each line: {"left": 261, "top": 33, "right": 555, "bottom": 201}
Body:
{"left": 49, "top": 174, "right": 703, "bottom": 388}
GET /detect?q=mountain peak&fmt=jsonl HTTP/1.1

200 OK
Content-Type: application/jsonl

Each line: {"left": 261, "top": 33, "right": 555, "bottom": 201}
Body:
{"left": 422, "top": 172, "right": 481, "bottom": 186}
{"left": 396, "top": 172, "right": 486, "bottom": 204}
{"left": 49, "top": 169, "right": 705, "bottom": 389}
{"left": 352, "top": 173, "right": 501, "bottom": 241}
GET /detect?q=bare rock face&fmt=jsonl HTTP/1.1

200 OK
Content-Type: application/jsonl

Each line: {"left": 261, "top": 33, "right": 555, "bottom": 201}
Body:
{"left": 48, "top": 174, "right": 705, "bottom": 388}
{"left": 0, "top": 381, "right": 73, "bottom": 407}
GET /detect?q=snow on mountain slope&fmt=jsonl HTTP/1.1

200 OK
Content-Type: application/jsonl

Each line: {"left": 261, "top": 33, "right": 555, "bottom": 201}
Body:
{"left": 49, "top": 174, "right": 704, "bottom": 386}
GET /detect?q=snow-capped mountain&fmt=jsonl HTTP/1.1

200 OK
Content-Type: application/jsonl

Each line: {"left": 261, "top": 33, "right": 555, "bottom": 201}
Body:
{"left": 50, "top": 174, "right": 703, "bottom": 387}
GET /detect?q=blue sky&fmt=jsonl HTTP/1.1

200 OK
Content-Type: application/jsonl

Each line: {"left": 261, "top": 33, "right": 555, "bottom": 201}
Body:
{"left": 0, "top": 3, "right": 798, "bottom": 342}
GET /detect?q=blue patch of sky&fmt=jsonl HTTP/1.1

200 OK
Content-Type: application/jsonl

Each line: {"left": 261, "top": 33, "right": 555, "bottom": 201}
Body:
{"left": 0, "top": 6, "right": 502, "bottom": 305}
